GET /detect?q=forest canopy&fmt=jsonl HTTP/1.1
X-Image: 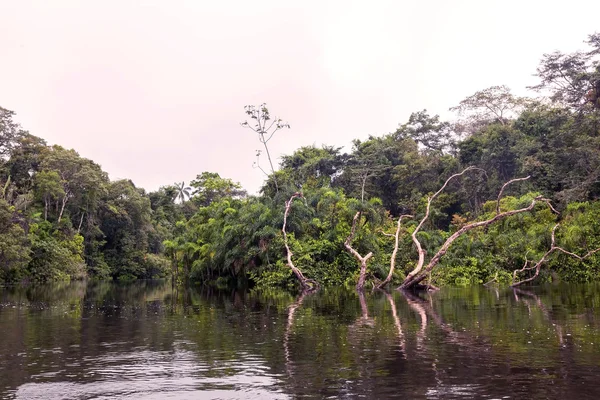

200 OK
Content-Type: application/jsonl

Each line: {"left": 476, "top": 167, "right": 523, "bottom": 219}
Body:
{"left": 1, "top": 33, "right": 600, "bottom": 288}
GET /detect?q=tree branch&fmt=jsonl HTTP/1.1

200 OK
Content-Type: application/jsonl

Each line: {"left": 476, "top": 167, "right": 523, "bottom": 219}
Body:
{"left": 344, "top": 211, "right": 374, "bottom": 291}
{"left": 377, "top": 214, "right": 412, "bottom": 288}
{"left": 400, "top": 195, "right": 557, "bottom": 290}
{"left": 512, "top": 223, "right": 600, "bottom": 287}
{"left": 283, "top": 193, "right": 318, "bottom": 291}
{"left": 496, "top": 176, "right": 530, "bottom": 214}
{"left": 404, "top": 166, "right": 483, "bottom": 285}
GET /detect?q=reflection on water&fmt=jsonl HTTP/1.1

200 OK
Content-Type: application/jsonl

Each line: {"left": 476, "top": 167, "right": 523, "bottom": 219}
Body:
{"left": 2, "top": 281, "right": 600, "bottom": 399}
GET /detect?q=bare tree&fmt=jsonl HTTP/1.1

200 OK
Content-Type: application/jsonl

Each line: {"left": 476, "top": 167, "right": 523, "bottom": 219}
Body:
{"left": 241, "top": 103, "right": 290, "bottom": 193}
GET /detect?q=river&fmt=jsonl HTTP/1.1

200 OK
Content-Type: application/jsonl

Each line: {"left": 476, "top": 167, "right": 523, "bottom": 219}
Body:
{"left": 1, "top": 281, "right": 600, "bottom": 399}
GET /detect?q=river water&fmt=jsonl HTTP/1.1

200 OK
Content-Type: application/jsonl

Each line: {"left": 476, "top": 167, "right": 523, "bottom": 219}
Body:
{"left": 1, "top": 281, "right": 600, "bottom": 399}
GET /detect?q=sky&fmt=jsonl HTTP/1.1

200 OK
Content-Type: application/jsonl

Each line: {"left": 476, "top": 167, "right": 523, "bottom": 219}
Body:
{"left": 1, "top": 0, "right": 599, "bottom": 194}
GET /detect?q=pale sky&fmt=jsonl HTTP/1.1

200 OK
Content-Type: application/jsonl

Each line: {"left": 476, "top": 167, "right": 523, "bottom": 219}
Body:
{"left": 1, "top": 1, "right": 599, "bottom": 193}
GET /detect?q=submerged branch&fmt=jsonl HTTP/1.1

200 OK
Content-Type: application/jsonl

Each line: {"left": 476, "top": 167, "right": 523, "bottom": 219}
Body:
{"left": 512, "top": 224, "right": 600, "bottom": 287}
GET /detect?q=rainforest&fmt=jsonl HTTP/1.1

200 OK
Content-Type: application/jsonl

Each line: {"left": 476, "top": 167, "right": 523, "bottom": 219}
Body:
{"left": 2, "top": 33, "right": 600, "bottom": 291}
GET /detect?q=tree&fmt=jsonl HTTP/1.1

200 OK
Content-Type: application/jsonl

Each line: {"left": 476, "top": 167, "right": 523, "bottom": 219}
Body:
{"left": 511, "top": 223, "right": 600, "bottom": 286}
{"left": 241, "top": 103, "right": 290, "bottom": 193}
{"left": 40, "top": 146, "right": 108, "bottom": 223}
{"left": 450, "top": 85, "right": 529, "bottom": 132}
{"left": 344, "top": 211, "right": 374, "bottom": 291}
{"left": 174, "top": 181, "right": 192, "bottom": 203}
{"left": 528, "top": 33, "right": 600, "bottom": 110}
{"left": 398, "top": 170, "right": 560, "bottom": 290}
{"left": 34, "top": 170, "right": 64, "bottom": 221}
{"left": 281, "top": 192, "right": 319, "bottom": 291}
{"left": 342, "top": 138, "right": 393, "bottom": 204}
{"left": 99, "top": 180, "right": 154, "bottom": 279}
{"left": 0, "top": 106, "right": 27, "bottom": 164}
{"left": 395, "top": 110, "right": 456, "bottom": 154}
{"left": 278, "top": 145, "right": 347, "bottom": 190}
{"left": 0, "top": 199, "right": 30, "bottom": 280}
{"left": 189, "top": 172, "right": 246, "bottom": 207}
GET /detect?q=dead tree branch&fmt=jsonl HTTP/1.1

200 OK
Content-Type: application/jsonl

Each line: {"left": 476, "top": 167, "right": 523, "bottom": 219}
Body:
{"left": 377, "top": 214, "right": 413, "bottom": 288}
{"left": 496, "top": 176, "right": 530, "bottom": 214}
{"left": 401, "top": 195, "right": 556, "bottom": 290}
{"left": 400, "top": 165, "right": 559, "bottom": 290}
{"left": 283, "top": 193, "right": 319, "bottom": 291}
{"left": 402, "top": 166, "right": 484, "bottom": 289}
{"left": 344, "top": 211, "right": 374, "bottom": 291}
{"left": 512, "top": 223, "right": 600, "bottom": 287}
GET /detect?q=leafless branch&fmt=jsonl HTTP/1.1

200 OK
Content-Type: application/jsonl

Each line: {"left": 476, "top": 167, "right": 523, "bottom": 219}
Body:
{"left": 344, "top": 211, "right": 374, "bottom": 291}
{"left": 496, "top": 176, "right": 530, "bottom": 214}
{"left": 377, "top": 214, "right": 413, "bottom": 288}
{"left": 283, "top": 193, "right": 318, "bottom": 291}
{"left": 512, "top": 223, "right": 600, "bottom": 286}
{"left": 404, "top": 166, "right": 484, "bottom": 286}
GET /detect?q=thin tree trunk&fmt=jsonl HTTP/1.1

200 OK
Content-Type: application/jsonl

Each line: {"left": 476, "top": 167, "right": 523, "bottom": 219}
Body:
{"left": 58, "top": 196, "right": 68, "bottom": 223}
{"left": 77, "top": 212, "right": 85, "bottom": 233}
{"left": 402, "top": 167, "right": 482, "bottom": 287}
{"left": 283, "top": 192, "right": 318, "bottom": 291}
{"left": 361, "top": 173, "right": 368, "bottom": 203}
{"left": 262, "top": 137, "right": 279, "bottom": 194}
{"left": 344, "top": 211, "right": 373, "bottom": 291}
{"left": 378, "top": 214, "right": 412, "bottom": 288}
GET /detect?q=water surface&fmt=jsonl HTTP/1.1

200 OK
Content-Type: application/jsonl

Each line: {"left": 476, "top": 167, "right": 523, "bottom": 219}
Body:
{"left": 1, "top": 281, "right": 600, "bottom": 399}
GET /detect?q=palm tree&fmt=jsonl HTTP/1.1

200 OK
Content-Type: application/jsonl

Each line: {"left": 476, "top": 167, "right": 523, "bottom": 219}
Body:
{"left": 173, "top": 181, "right": 191, "bottom": 203}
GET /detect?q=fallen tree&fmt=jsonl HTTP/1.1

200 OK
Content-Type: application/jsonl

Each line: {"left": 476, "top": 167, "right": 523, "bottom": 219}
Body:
{"left": 282, "top": 192, "right": 319, "bottom": 291}
{"left": 398, "top": 169, "right": 561, "bottom": 290}
{"left": 512, "top": 223, "right": 600, "bottom": 287}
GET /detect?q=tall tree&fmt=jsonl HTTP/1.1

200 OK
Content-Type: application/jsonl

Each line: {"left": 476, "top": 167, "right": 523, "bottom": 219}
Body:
{"left": 174, "top": 181, "right": 192, "bottom": 203}
{"left": 189, "top": 172, "right": 246, "bottom": 207}
{"left": 395, "top": 110, "right": 456, "bottom": 154}
{"left": 450, "top": 85, "right": 529, "bottom": 132}
{"left": 0, "top": 106, "right": 27, "bottom": 164}
{"left": 241, "top": 103, "right": 290, "bottom": 194}
{"left": 528, "top": 33, "right": 600, "bottom": 111}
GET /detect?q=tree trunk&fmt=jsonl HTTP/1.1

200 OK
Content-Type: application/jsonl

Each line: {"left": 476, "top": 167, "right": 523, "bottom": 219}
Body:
{"left": 344, "top": 211, "right": 373, "bottom": 291}
{"left": 378, "top": 214, "right": 412, "bottom": 288}
{"left": 77, "top": 212, "right": 85, "bottom": 233}
{"left": 58, "top": 196, "right": 68, "bottom": 223}
{"left": 398, "top": 171, "right": 561, "bottom": 291}
{"left": 282, "top": 192, "right": 318, "bottom": 291}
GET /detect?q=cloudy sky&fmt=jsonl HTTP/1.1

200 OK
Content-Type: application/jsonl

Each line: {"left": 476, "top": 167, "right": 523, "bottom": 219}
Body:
{"left": 1, "top": 0, "right": 599, "bottom": 193}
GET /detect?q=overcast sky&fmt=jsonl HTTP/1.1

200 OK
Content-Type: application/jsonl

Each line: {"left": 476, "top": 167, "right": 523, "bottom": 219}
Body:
{"left": 1, "top": 1, "right": 599, "bottom": 193}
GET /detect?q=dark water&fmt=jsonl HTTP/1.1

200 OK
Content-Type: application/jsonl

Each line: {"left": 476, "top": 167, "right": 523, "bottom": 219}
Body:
{"left": 1, "top": 282, "right": 600, "bottom": 399}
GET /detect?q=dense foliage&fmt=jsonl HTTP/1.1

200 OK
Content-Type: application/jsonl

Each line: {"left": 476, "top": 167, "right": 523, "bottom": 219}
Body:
{"left": 1, "top": 33, "right": 600, "bottom": 287}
